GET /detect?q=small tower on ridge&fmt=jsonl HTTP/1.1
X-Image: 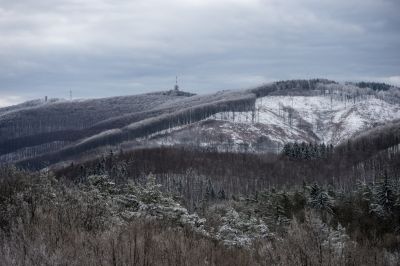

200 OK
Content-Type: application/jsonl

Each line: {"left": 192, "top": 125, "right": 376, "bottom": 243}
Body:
{"left": 174, "top": 76, "right": 179, "bottom": 91}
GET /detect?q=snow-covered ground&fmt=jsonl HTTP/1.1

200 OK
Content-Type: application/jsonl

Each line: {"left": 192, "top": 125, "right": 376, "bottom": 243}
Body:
{"left": 213, "top": 95, "right": 400, "bottom": 145}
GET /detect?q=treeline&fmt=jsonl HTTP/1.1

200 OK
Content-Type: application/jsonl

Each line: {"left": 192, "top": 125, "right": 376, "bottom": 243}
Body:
{"left": 355, "top": 81, "right": 393, "bottom": 91}
{"left": 274, "top": 79, "right": 337, "bottom": 91}
{"left": 282, "top": 142, "right": 334, "bottom": 160}
{"left": 248, "top": 79, "right": 336, "bottom": 98}
{"left": 252, "top": 79, "right": 400, "bottom": 104}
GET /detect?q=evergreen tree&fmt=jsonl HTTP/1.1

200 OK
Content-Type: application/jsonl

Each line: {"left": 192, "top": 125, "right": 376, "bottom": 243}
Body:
{"left": 217, "top": 188, "right": 226, "bottom": 200}
{"left": 205, "top": 179, "right": 216, "bottom": 200}
{"left": 371, "top": 176, "right": 396, "bottom": 218}
{"left": 283, "top": 143, "right": 291, "bottom": 157}
{"left": 141, "top": 173, "right": 162, "bottom": 204}
{"left": 309, "top": 183, "right": 333, "bottom": 221}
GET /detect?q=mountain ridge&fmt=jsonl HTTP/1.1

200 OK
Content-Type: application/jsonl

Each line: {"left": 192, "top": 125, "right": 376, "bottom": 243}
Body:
{"left": 2, "top": 79, "right": 399, "bottom": 169}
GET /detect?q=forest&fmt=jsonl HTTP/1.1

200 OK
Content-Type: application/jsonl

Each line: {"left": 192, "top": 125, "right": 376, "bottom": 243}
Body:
{"left": 1, "top": 141, "right": 399, "bottom": 265}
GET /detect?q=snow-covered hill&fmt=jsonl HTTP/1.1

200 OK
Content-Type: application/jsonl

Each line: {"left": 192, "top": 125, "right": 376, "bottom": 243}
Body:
{"left": 228, "top": 95, "right": 400, "bottom": 145}
{"left": 0, "top": 98, "right": 61, "bottom": 117}
{"left": 4, "top": 79, "right": 400, "bottom": 167}
{"left": 147, "top": 95, "right": 400, "bottom": 152}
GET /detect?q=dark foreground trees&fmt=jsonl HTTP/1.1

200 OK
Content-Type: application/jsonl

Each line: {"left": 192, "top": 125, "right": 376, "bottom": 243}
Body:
{"left": 1, "top": 167, "right": 399, "bottom": 265}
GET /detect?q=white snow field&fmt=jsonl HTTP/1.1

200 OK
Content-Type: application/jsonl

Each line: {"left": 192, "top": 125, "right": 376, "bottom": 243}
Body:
{"left": 213, "top": 95, "right": 400, "bottom": 146}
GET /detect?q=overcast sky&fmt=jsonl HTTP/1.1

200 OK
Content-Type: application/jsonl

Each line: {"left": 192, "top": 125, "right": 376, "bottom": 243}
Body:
{"left": 0, "top": 0, "right": 399, "bottom": 106}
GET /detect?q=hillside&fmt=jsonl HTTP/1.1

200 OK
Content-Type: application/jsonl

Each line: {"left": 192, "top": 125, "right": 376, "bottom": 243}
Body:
{"left": 0, "top": 91, "right": 195, "bottom": 140}
{"left": 2, "top": 79, "right": 400, "bottom": 169}
{"left": 147, "top": 95, "right": 400, "bottom": 152}
{"left": 0, "top": 91, "right": 197, "bottom": 163}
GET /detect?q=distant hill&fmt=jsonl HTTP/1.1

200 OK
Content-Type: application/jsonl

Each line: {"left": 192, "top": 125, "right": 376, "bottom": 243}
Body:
{"left": 0, "top": 98, "right": 61, "bottom": 116}
{"left": 1, "top": 79, "right": 399, "bottom": 169}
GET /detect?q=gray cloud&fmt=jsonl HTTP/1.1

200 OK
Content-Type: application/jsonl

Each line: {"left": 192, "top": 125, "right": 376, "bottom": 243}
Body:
{"left": 0, "top": 0, "right": 399, "bottom": 106}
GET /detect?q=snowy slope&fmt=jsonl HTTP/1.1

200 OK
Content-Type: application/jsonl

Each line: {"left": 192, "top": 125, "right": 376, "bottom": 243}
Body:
{"left": 215, "top": 95, "right": 400, "bottom": 145}
{"left": 146, "top": 95, "right": 400, "bottom": 152}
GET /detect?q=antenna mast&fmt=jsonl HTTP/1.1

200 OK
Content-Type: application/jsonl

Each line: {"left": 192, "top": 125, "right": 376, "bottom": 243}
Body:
{"left": 174, "top": 76, "right": 179, "bottom": 91}
{"left": 69, "top": 89, "right": 72, "bottom": 100}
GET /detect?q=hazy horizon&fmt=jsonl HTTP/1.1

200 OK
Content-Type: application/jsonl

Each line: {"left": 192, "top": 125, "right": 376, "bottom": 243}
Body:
{"left": 1, "top": 0, "right": 399, "bottom": 107}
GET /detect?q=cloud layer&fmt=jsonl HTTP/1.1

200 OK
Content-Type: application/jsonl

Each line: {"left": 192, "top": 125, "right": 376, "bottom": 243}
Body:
{"left": 0, "top": 0, "right": 399, "bottom": 105}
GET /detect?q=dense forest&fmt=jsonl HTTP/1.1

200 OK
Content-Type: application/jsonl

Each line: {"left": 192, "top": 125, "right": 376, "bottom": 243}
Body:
{"left": 1, "top": 139, "right": 399, "bottom": 265}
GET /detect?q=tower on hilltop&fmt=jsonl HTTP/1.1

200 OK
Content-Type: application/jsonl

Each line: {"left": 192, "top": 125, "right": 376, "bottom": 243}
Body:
{"left": 174, "top": 76, "right": 179, "bottom": 91}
